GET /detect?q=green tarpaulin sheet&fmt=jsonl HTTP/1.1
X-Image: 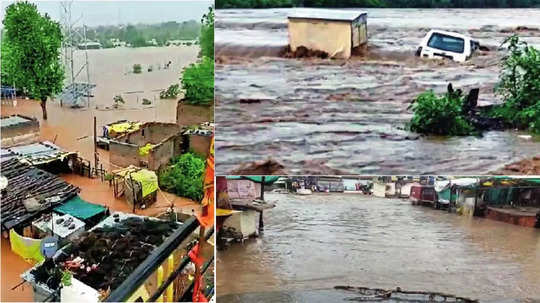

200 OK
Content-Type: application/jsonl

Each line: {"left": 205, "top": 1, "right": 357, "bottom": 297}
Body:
{"left": 226, "top": 176, "right": 280, "bottom": 184}
{"left": 54, "top": 196, "right": 106, "bottom": 220}
{"left": 129, "top": 169, "right": 159, "bottom": 197}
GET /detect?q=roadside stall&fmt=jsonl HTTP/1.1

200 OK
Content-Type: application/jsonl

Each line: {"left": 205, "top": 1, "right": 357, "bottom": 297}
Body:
{"left": 111, "top": 166, "right": 159, "bottom": 210}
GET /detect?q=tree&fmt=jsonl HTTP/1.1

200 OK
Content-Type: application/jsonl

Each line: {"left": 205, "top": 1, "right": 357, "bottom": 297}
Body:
{"left": 200, "top": 6, "right": 214, "bottom": 59}
{"left": 1, "top": 2, "right": 64, "bottom": 120}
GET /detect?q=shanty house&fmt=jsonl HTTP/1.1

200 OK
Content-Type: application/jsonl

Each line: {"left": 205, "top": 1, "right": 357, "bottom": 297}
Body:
{"left": 287, "top": 9, "right": 368, "bottom": 59}
{"left": 109, "top": 122, "right": 184, "bottom": 171}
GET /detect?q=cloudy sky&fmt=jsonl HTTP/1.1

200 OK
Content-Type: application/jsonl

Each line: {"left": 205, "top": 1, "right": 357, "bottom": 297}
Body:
{"left": 1, "top": 1, "right": 213, "bottom": 27}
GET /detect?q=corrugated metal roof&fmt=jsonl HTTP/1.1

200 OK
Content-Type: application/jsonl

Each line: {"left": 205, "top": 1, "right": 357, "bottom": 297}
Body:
{"left": 1, "top": 141, "right": 75, "bottom": 165}
{"left": 1, "top": 115, "right": 33, "bottom": 128}
{"left": 288, "top": 9, "right": 367, "bottom": 22}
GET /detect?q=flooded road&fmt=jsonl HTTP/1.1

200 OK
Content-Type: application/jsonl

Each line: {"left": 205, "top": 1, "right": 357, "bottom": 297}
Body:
{"left": 215, "top": 8, "right": 540, "bottom": 175}
{"left": 1, "top": 46, "right": 198, "bottom": 168}
{"left": 217, "top": 193, "right": 540, "bottom": 302}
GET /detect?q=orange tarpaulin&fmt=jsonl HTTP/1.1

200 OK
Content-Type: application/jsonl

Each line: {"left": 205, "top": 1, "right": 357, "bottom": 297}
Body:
{"left": 197, "top": 136, "right": 214, "bottom": 229}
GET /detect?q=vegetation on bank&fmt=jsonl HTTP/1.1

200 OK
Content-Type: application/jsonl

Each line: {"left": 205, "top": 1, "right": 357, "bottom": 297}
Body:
{"left": 159, "top": 152, "right": 206, "bottom": 202}
{"left": 84, "top": 21, "right": 201, "bottom": 48}
{"left": 180, "top": 6, "right": 214, "bottom": 106}
{"left": 491, "top": 35, "right": 540, "bottom": 133}
{"left": 409, "top": 35, "right": 540, "bottom": 136}
{"left": 408, "top": 89, "right": 476, "bottom": 136}
{"left": 1, "top": 2, "right": 64, "bottom": 120}
{"left": 216, "top": 0, "right": 540, "bottom": 8}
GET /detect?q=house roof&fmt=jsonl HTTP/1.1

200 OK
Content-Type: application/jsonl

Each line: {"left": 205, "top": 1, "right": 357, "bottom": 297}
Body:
{"left": 0, "top": 141, "right": 76, "bottom": 165}
{"left": 1, "top": 115, "right": 37, "bottom": 128}
{"left": 1, "top": 158, "right": 79, "bottom": 230}
{"left": 288, "top": 9, "right": 367, "bottom": 22}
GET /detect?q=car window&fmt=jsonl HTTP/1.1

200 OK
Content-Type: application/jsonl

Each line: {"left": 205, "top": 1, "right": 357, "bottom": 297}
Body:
{"left": 427, "top": 33, "right": 465, "bottom": 53}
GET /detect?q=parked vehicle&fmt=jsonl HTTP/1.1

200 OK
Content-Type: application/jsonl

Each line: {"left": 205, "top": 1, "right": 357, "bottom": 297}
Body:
{"left": 410, "top": 184, "right": 438, "bottom": 207}
{"left": 415, "top": 30, "right": 479, "bottom": 63}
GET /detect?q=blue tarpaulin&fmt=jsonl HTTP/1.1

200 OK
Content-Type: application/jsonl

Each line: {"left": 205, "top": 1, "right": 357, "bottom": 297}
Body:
{"left": 54, "top": 196, "right": 106, "bottom": 220}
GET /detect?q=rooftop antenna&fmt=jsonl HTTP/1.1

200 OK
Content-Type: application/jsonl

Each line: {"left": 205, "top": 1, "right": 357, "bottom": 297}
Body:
{"left": 59, "top": 0, "right": 93, "bottom": 108}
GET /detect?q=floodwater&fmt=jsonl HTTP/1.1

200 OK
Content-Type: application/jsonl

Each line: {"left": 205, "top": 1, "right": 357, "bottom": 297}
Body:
{"left": 215, "top": 8, "right": 540, "bottom": 175}
{"left": 217, "top": 193, "right": 540, "bottom": 302}
{"left": 1, "top": 46, "right": 199, "bottom": 167}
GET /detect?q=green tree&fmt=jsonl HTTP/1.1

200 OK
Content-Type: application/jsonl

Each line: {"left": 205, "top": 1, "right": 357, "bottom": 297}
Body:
{"left": 200, "top": 6, "right": 214, "bottom": 59}
{"left": 1, "top": 2, "right": 64, "bottom": 120}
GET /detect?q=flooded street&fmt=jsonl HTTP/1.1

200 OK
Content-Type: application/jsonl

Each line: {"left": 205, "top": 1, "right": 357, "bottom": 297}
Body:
{"left": 217, "top": 193, "right": 540, "bottom": 302}
{"left": 1, "top": 46, "right": 198, "bottom": 168}
{"left": 215, "top": 8, "right": 540, "bottom": 175}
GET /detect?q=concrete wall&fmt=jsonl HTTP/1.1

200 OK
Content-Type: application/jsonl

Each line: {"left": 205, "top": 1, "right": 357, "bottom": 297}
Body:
{"left": 288, "top": 19, "right": 352, "bottom": 59}
{"left": 148, "top": 140, "right": 175, "bottom": 171}
{"left": 176, "top": 101, "right": 214, "bottom": 126}
{"left": 1, "top": 119, "right": 40, "bottom": 148}
{"left": 118, "top": 123, "right": 182, "bottom": 145}
{"left": 189, "top": 135, "right": 212, "bottom": 158}
{"left": 110, "top": 131, "right": 184, "bottom": 171}
{"left": 109, "top": 142, "right": 146, "bottom": 168}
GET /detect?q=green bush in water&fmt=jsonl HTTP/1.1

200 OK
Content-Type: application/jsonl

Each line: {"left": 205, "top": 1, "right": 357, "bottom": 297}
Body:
{"left": 159, "top": 152, "right": 205, "bottom": 202}
{"left": 133, "top": 64, "right": 142, "bottom": 74}
{"left": 181, "top": 57, "right": 214, "bottom": 106}
{"left": 160, "top": 84, "right": 180, "bottom": 99}
{"left": 408, "top": 89, "right": 475, "bottom": 136}
{"left": 492, "top": 35, "right": 540, "bottom": 133}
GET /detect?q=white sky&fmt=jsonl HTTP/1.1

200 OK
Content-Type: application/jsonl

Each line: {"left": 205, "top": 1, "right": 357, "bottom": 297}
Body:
{"left": 1, "top": 1, "right": 213, "bottom": 27}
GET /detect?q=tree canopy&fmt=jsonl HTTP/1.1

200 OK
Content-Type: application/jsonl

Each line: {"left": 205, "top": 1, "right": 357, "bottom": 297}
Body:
{"left": 1, "top": 1, "right": 64, "bottom": 119}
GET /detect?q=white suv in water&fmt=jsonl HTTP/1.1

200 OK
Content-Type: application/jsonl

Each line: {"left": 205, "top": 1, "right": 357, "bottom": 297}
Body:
{"left": 416, "top": 30, "right": 479, "bottom": 63}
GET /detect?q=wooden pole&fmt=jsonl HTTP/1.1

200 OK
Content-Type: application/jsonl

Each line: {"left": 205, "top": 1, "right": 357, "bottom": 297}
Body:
{"left": 93, "top": 116, "right": 98, "bottom": 174}
{"left": 260, "top": 176, "right": 265, "bottom": 201}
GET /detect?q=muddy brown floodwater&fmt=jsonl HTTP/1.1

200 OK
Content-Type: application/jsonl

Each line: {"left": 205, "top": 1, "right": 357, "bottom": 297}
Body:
{"left": 1, "top": 46, "right": 199, "bottom": 169}
{"left": 217, "top": 193, "right": 540, "bottom": 302}
{"left": 215, "top": 8, "right": 540, "bottom": 175}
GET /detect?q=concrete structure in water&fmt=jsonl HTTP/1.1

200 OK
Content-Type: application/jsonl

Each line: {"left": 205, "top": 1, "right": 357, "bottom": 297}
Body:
{"left": 287, "top": 9, "right": 368, "bottom": 59}
{"left": 0, "top": 115, "right": 40, "bottom": 148}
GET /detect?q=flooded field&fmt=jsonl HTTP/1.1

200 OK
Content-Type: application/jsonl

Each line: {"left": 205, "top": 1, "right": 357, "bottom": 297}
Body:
{"left": 217, "top": 193, "right": 540, "bottom": 302}
{"left": 215, "top": 8, "right": 540, "bottom": 175}
{"left": 1, "top": 46, "right": 198, "bottom": 167}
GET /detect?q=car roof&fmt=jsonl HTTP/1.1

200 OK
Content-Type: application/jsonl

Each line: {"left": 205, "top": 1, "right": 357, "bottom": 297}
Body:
{"left": 428, "top": 29, "right": 471, "bottom": 40}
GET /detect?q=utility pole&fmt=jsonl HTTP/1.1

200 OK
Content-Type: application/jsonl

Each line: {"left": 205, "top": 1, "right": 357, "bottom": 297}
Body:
{"left": 93, "top": 116, "right": 98, "bottom": 175}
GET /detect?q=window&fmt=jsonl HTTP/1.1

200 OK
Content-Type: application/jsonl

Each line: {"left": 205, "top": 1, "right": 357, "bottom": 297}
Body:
{"left": 427, "top": 33, "right": 465, "bottom": 53}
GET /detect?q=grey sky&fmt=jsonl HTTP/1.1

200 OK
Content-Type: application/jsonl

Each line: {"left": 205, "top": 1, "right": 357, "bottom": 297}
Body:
{"left": 1, "top": 1, "right": 213, "bottom": 27}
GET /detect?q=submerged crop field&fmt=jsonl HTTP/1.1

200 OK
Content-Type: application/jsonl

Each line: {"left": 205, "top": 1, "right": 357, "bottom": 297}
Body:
{"left": 215, "top": 8, "right": 540, "bottom": 175}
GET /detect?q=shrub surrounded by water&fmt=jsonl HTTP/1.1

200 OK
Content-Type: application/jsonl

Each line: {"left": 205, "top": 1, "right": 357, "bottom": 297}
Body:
{"left": 408, "top": 88, "right": 475, "bottom": 136}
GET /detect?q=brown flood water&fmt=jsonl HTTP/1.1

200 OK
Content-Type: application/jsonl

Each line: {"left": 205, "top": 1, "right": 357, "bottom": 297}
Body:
{"left": 1, "top": 46, "right": 202, "bottom": 302}
{"left": 1, "top": 46, "right": 199, "bottom": 169}
{"left": 215, "top": 8, "right": 540, "bottom": 175}
{"left": 217, "top": 193, "right": 540, "bottom": 302}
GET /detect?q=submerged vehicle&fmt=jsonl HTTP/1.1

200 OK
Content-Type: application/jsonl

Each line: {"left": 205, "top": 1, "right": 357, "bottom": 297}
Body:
{"left": 416, "top": 30, "right": 479, "bottom": 62}
{"left": 410, "top": 184, "right": 437, "bottom": 207}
